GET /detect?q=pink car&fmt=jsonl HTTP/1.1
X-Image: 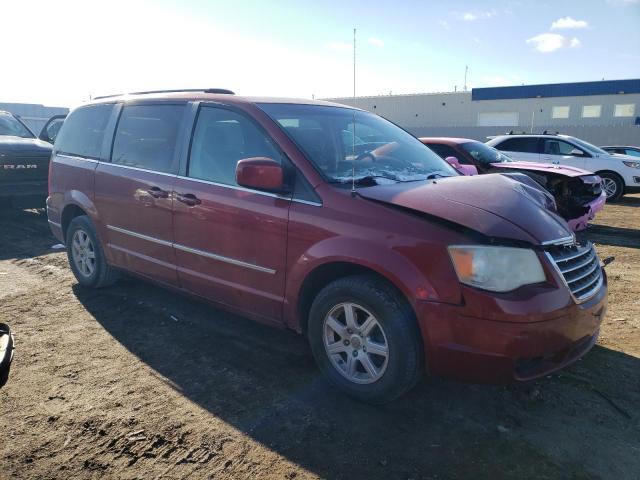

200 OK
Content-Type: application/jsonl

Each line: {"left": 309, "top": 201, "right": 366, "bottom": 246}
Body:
{"left": 421, "top": 137, "right": 606, "bottom": 231}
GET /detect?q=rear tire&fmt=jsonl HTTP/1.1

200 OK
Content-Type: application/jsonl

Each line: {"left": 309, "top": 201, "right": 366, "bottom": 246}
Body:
{"left": 308, "top": 275, "right": 423, "bottom": 404}
{"left": 66, "top": 215, "right": 119, "bottom": 288}
{"left": 598, "top": 172, "right": 624, "bottom": 202}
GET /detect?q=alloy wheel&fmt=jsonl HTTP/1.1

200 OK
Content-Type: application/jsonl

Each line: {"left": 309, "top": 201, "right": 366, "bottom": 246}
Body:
{"left": 323, "top": 302, "right": 389, "bottom": 384}
{"left": 601, "top": 177, "right": 618, "bottom": 198}
{"left": 71, "top": 229, "right": 96, "bottom": 278}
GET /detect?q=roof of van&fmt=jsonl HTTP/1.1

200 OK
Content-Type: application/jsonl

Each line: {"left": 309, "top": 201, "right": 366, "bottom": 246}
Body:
{"left": 88, "top": 91, "right": 356, "bottom": 109}
{"left": 418, "top": 137, "right": 475, "bottom": 144}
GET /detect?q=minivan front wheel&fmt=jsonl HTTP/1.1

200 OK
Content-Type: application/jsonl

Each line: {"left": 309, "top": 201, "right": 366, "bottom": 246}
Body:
{"left": 66, "top": 215, "right": 119, "bottom": 288}
{"left": 308, "top": 275, "right": 423, "bottom": 404}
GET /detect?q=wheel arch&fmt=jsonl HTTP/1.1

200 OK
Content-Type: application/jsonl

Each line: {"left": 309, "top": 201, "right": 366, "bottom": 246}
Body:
{"left": 60, "top": 190, "right": 100, "bottom": 239}
{"left": 295, "top": 261, "right": 415, "bottom": 336}
{"left": 595, "top": 169, "right": 625, "bottom": 185}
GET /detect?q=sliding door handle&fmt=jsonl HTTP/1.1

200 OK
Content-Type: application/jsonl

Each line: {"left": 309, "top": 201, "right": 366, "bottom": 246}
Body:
{"left": 176, "top": 193, "right": 201, "bottom": 206}
{"left": 146, "top": 186, "right": 169, "bottom": 198}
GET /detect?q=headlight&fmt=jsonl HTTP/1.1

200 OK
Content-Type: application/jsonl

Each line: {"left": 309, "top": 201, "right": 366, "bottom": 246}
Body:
{"left": 622, "top": 161, "right": 640, "bottom": 169}
{"left": 448, "top": 245, "right": 546, "bottom": 292}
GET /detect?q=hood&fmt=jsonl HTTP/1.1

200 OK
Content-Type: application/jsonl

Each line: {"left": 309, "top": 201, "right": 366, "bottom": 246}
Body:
{"left": 0, "top": 136, "right": 52, "bottom": 157}
{"left": 490, "top": 161, "right": 591, "bottom": 178}
{"left": 358, "top": 173, "right": 573, "bottom": 245}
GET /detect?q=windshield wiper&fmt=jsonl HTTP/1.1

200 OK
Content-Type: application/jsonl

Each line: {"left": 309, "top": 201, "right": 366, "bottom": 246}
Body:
{"left": 425, "top": 171, "right": 454, "bottom": 180}
{"left": 330, "top": 175, "right": 398, "bottom": 186}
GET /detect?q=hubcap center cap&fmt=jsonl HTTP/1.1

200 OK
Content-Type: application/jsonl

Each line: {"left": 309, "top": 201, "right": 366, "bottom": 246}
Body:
{"left": 350, "top": 335, "right": 363, "bottom": 350}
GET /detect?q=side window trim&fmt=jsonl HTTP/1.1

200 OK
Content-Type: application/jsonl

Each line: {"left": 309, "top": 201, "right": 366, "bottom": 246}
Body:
{"left": 100, "top": 103, "right": 123, "bottom": 162}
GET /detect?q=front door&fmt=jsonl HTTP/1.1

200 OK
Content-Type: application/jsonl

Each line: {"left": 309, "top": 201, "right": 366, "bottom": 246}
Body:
{"left": 94, "top": 103, "right": 187, "bottom": 286}
{"left": 172, "top": 105, "right": 290, "bottom": 323}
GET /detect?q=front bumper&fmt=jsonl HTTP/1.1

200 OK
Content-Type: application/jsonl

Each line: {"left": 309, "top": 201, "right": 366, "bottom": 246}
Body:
{"left": 567, "top": 190, "right": 606, "bottom": 231}
{"left": 415, "top": 271, "right": 607, "bottom": 384}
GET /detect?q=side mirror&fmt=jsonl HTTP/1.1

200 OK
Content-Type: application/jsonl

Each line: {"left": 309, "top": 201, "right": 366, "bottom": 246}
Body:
{"left": 445, "top": 156, "right": 478, "bottom": 176}
{"left": 458, "top": 164, "right": 479, "bottom": 176}
{"left": 569, "top": 148, "right": 585, "bottom": 157}
{"left": 445, "top": 156, "right": 461, "bottom": 169}
{"left": 38, "top": 130, "right": 53, "bottom": 144}
{"left": 236, "top": 157, "right": 287, "bottom": 193}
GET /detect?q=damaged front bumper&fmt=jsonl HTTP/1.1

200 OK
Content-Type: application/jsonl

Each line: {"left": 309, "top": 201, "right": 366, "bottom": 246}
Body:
{"left": 567, "top": 190, "right": 607, "bottom": 231}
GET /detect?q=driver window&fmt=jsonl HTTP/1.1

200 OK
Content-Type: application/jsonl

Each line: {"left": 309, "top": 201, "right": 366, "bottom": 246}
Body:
{"left": 543, "top": 139, "right": 578, "bottom": 156}
{"left": 188, "top": 107, "right": 284, "bottom": 186}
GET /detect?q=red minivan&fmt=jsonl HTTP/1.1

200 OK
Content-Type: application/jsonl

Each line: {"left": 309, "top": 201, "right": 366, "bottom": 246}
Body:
{"left": 47, "top": 90, "right": 607, "bottom": 403}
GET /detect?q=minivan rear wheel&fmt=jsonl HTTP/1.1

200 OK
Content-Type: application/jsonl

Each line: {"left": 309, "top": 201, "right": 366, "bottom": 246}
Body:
{"left": 66, "top": 215, "right": 119, "bottom": 288}
{"left": 308, "top": 275, "right": 423, "bottom": 404}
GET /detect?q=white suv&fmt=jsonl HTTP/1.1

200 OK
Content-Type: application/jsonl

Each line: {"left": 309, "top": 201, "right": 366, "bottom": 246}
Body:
{"left": 486, "top": 134, "right": 640, "bottom": 201}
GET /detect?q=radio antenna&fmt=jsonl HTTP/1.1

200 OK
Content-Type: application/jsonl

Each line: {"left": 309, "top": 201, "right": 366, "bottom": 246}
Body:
{"left": 351, "top": 27, "right": 357, "bottom": 197}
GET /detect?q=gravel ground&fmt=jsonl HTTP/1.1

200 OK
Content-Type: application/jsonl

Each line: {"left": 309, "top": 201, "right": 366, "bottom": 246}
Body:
{"left": 0, "top": 196, "right": 639, "bottom": 480}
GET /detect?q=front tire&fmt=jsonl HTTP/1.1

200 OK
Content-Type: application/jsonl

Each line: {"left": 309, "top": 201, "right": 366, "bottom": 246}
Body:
{"left": 66, "top": 215, "right": 119, "bottom": 288}
{"left": 308, "top": 275, "right": 423, "bottom": 404}
{"left": 598, "top": 172, "right": 624, "bottom": 202}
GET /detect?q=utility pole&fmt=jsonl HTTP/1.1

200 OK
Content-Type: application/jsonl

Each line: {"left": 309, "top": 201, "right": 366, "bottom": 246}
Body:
{"left": 464, "top": 66, "right": 469, "bottom": 92}
{"left": 353, "top": 28, "right": 356, "bottom": 98}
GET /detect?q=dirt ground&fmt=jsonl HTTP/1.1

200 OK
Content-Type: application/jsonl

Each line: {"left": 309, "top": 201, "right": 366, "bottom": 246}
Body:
{"left": 1, "top": 196, "right": 639, "bottom": 480}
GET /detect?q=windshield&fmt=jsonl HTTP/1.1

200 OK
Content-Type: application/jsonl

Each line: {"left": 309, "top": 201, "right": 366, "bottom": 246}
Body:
{"left": 459, "top": 141, "right": 513, "bottom": 165}
{"left": 569, "top": 137, "right": 608, "bottom": 155}
{"left": 0, "top": 112, "right": 35, "bottom": 139}
{"left": 258, "top": 104, "right": 458, "bottom": 185}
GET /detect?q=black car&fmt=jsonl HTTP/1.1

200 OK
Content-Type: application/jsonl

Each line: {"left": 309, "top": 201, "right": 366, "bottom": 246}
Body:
{"left": 0, "top": 111, "right": 63, "bottom": 208}
{"left": 601, "top": 145, "right": 640, "bottom": 158}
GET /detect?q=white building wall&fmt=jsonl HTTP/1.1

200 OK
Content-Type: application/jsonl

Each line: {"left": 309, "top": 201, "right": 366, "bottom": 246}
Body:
{"left": 325, "top": 92, "right": 640, "bottom": 145}
{"left": 0, "top": 102, "right": 69, "bottom": 134}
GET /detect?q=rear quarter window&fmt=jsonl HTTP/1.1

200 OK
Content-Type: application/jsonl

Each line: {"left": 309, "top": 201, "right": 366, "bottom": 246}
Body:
{"left": 55, "top": 104, "right": 114, "bottom": 159}
{"left": 494, "top": 137, "right": 540, "bottom": 153}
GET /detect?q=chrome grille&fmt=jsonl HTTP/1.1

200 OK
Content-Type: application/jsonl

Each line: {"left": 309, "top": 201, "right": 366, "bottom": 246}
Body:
{"left": 546, "top": 242, "right": 603, "bottom": 302}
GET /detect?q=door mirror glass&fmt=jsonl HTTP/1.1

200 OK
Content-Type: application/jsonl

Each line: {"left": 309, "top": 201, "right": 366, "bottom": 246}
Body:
{"left": 236, "top": 157, "right": 287, "bottom": 193}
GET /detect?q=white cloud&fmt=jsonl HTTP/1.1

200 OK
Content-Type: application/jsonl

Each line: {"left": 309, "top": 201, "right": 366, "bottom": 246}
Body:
{"left": 368, "top": 38, "right": 384, "bottom": 47}
{"left": 551, "top": 16, "right": 588, "bottom": 29}
{"left": 526, "top": 33, "right": 582, "bottom": 52}
{"left": 326, "top": 41, "right": 352, "bottom": 51}
{"left": 458, "top": 9, "right": 498, "bottom": 21}
{"left": 438, "top": 20, "right": 451, "bottom": 30}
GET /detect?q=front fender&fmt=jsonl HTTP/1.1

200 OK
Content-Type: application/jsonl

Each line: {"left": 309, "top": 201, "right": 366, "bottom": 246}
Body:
{"left": 283, "top": 235, "right": 462, "bottom": 330}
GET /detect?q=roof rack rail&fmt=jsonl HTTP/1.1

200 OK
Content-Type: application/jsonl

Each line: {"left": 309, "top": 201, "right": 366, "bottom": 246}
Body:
{"left": 93, "top": 88, "right": 235, "bottom": 100}
{"left": 506, "top": 130, "right": 528, "bottom": 135}
{"left": 541, "top": 130, "right": 560, "bottom": 135}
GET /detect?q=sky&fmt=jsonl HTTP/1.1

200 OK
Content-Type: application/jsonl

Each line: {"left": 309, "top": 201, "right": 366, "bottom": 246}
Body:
{"left": 2, "top": 0, "right": 639, "bottom": 107}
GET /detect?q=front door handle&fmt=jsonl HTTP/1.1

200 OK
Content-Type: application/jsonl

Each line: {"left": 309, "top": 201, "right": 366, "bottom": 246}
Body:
{"left": 176, "top": 193, "right": 201, "bottom": 206}
{"left": 147, "top": 186, "right": 169, "bottom": 198}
